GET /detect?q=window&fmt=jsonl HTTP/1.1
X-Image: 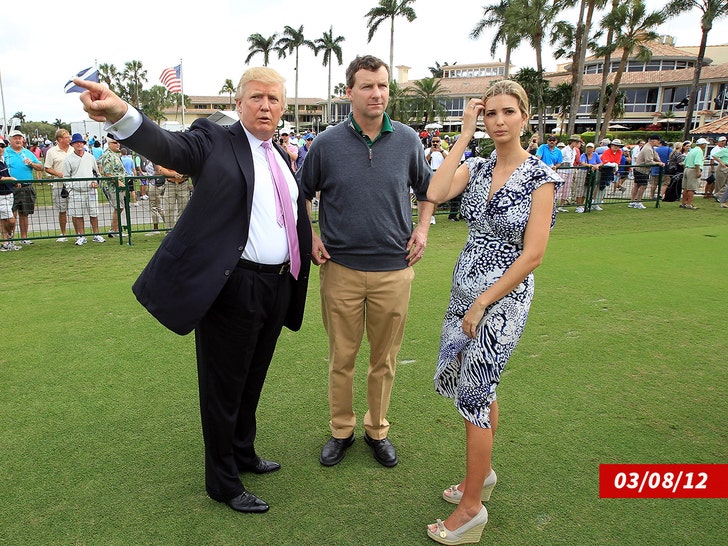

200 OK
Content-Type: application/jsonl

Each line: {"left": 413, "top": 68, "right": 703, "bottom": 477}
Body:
{"left": 623, "top": 88, "right": 659, "bottom": 112}
{"left": 444, "top": 97, "right": 465, "bottom": 117}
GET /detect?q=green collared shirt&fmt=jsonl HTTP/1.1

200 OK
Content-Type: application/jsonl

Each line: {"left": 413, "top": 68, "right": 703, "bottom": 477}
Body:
{"left": 349, "top": 112, "right": 394, "bottom": 147}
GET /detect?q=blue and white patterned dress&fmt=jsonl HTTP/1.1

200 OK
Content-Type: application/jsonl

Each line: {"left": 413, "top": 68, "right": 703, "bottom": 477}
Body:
{"left": 434, "top": 155, "right": 561, "bottom": 428}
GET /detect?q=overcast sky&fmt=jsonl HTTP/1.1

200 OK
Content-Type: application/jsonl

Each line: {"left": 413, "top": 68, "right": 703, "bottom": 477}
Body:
{"left": 1, "top": 0, "right": 725, "bottom": 125}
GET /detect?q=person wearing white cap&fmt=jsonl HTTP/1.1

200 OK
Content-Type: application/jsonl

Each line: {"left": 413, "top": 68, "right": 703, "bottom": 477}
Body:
{"left": 709, "top": 136, "right": 728, "bottom": 198}
{"left": 681, "top": 138, "right": 708, "bottom": 209}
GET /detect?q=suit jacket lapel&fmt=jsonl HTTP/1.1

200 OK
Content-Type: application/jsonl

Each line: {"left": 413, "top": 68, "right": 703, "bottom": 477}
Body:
{"left": 228, "top": 122, "right": 255, "bottom": 216}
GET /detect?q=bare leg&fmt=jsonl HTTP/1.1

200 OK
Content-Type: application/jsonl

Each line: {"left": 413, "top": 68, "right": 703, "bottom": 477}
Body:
{"left": 58, "top": 211, "right": 67, "bottom": 236}
{"left": 72, "top": 217, "right": 85, "bottom": 236}
{"left": 89, "top": 216, "right": 100, "bottom": 235}
{"left": 18, "top": 213, "right": 29, "bottom": 239}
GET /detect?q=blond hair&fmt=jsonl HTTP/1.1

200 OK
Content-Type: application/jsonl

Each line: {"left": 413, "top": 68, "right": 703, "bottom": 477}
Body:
{"left": 235, "top": 67, "right": 287, "bottom": 107}
{"left": 482, "top": 80, "right": 530, "bottom": 119}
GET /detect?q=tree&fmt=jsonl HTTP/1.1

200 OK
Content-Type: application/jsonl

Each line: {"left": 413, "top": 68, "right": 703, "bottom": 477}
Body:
{"left": 276, "top": 25, "right": 317, "bottom": 131}
{"left": 365, "top": 0, "right": 417, "bottom": 82}
{"left": 219, "top": 79, "right": 236, "bottom": 107}
{"left": 599, "top": 0, "right": 665, "bottom": 139}
{"left": 141, "top": 85, "right": 177, "bottom": 124}
{"left": 334, "top": 83, "right": 347, "bottom": 97}
{"left": 513, "top": 67, "right": 551, "bottom": 135}
{"left": 593, "top": 0, "right": 619, "bottom": 143}
{"left": 245, "top": 33, "right": 281, "bottom": 66}
{"left": 386, "top": 80, "right": 411, "bottom": 123}
{"left": 121, "top": 60, "right": 148, "bottom": 109}
{"left": 507, "top": 0, "right": 567, "bottom": 136}
{"left": 590, "top": 83, "right": 626, "bottom": 120}
{"left": 470, "top": 0, "right": 523, "bottom": 78}
{"left": 661, "top": 110, "right": 676, "bottom": 132}
{"left": 12, "top": 111, "right": 26, "bottom": 123}
{"left": 428, "top": 61, "right": 456, "bottom": 78}
{"left": 53, "top": 119, "right": 64, "bottom": 129}
{"left": 665, "top": 0, "right": 728, "bottom": 140}
{"left": 409, "top": 77, "right": 448, "bottom": 126}
{"left": 98, "top": 63, "right": 121, "bottom": 93}
{"left": 564, "top": 0, "right": 608, "bottom": 137}
{"left": 547, "top": 82, "right": 573, "bottom": 134}
{"left": 314, "top": 26, "right": 345, "bottom": 125}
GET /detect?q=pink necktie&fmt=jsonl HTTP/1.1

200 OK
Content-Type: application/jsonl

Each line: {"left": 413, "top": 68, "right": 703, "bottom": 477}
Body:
{"left": 261, "top": 141, "right": 300, "bottom": 279}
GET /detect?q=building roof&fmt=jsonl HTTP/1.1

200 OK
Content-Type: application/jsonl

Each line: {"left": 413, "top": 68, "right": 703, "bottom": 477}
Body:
{"left": 583, "top": 40, "right": 702, "bottom": 64}
{"left": 689, "top": 114, "right": 728, "bottom": 136}
{"left": 548, "top": 62, "right": 728, "bottom": 88}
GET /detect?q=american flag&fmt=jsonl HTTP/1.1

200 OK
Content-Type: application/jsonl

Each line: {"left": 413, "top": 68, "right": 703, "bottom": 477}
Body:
{"left": 160, "top": 65, "right": 182, "bottom": 93}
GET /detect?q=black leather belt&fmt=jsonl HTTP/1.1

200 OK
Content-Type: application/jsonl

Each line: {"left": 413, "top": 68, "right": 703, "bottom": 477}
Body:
{"left": 238, "top": 258, "right": 290, "bottom": 275}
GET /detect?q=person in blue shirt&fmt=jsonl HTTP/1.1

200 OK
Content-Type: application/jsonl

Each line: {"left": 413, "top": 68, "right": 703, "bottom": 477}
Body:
{"left": 650, "top": 139, "right": 672, "bottom": 199}
{"left": 535, "top": 135, "right": 563, "bottom": 168}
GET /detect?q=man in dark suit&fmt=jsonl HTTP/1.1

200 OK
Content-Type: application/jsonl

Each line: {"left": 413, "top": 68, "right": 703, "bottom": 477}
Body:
{"left": 74, "top": 67, "right": 311, "bottom": 514}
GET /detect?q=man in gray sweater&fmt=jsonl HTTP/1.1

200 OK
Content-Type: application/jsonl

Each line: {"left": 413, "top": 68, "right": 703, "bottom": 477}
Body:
{"left": 299, "top": 55, "right": 434, "bottom": 468}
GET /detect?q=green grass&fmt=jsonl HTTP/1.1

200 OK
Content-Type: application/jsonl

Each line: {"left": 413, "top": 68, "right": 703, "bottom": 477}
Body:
{"left": 2, "top": 201, "right": 727, "bottom": 545}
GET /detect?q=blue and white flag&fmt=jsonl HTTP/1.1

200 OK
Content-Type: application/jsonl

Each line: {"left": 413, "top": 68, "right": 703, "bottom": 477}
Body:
{"left": 64, "top": 67, "right": 99, "bottom": 94}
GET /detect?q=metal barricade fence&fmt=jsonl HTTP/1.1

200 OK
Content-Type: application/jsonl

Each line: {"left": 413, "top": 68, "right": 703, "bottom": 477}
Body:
{"left": 554, "top": 164, "right": 666, "bottom": 212}
{"left": 13, "top": 175, "right": 177, "bottom": 246}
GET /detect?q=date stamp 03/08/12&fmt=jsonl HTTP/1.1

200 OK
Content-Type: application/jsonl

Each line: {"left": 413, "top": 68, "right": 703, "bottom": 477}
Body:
{"left": 599, "top": 464, "right": 728, "bottom": 498}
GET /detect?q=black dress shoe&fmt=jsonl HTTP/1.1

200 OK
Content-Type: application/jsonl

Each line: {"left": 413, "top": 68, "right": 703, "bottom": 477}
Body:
{"left": 364, "top": 432, "right": 398, "bottom": 467}
{"left": 320, "top": 433, "right": 355, "bottom": 466}
{"left": 241, "top": 457, "right": 281, "bottom": 474}
{"left": 226, "top": 490, "right": 269, "bottom": 513}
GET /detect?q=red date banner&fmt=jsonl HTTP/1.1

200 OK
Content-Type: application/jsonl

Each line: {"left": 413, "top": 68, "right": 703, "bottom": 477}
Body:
{"left": 600, "top": 464, "right": 728, "bottom": 498}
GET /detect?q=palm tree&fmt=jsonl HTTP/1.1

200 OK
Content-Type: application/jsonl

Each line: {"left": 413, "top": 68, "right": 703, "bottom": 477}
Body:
{"left": 428, "top": 61, "right": 456, "bottom": 78}
{"left": 365, "top": 0, "right": 417, "bottom": 82}
{"left": 564, "top": 0, "right": 608, "bottom": 137}
{"left": 314, "top": 26, "right": 345, "bottom": 125}
{"left": 276, "top": 25, "right": 317, "bottom": 132}
{"left": 470, "top": 0, "right": 523, "bottom": 78}
{"left": 334, "top": 83, "right": 347, "bottom": 97}
{"left": 122, "top": 60, "right": 148, "bottom": 109}
{"left": 599, "top": 0, "right": 665, "bottom": 139}
{"left": 409, "top": 77, "right": 448, "bottom": 126}
{"left": 386, "top": 80, "right": 411, "bottom": 123}
{"left": 513, "top": 67, "right": 551, "bottom": 134}
{"left": 590, "top": 83, "right": 626, "bottom": 120}
{"left": 665, "top": 0, "right": 728, "bottom": 140}
{"left": 219, "top": 79, "right": 236, "bottom": 107}
{"left": 507, "top": 0, "right": 567, "bottom": 136}
{"left": 592, "top": 0, "right": 619, "bottom": 143}
{"left": 547, "top": 82, "right": 573, "bottom": 135}
{"left": 53, "top": 118, "right": 64, "bottom": 129}
{"left": 98, "top": 63, "right": 121, "bottom": 93}
{"left": 661, "top": 110, "right": 676, "bottom": 132}
{"left": 245, "top": 33, "right": 280, "bottom": 66}
{"left": 12, "top": 111, "right": 26, "bottom": 123}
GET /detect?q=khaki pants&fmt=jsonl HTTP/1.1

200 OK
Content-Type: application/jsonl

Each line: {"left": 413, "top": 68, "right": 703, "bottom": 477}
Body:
{"left": 714, "top": 165, "right": 728, "bottom": 196}
{"left": 320, "top": 261, "right": 414, "bottom": 440}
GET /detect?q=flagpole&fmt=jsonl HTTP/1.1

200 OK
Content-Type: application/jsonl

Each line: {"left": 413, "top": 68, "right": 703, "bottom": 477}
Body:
{"left": 0, "top": 68, "right": 8, "bottom": 139}
{"left": 180, "top": 59, "right": 185, "bottom": 130}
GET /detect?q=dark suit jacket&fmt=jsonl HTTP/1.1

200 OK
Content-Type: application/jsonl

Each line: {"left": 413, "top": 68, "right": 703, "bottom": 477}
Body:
{"left": 124, "top": 116, "right": 311, "bottom": 335}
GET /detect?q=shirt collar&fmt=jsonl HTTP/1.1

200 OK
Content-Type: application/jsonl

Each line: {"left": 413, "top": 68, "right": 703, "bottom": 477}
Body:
{"left": 349, "top": 112, "right": 393, "bottom": 146}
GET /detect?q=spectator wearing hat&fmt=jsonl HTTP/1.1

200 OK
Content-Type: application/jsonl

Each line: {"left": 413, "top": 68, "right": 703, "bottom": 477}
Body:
{"left": 631, "top": 134, "right": 663, "bottom": 209}
{"left": 681, "top": 138, "right": 708, "bottom": 209}
{"left": 0, "top": 140, "right": 21, "bottom": 251}
{"left": 4, "top": 129, "right": 44, "bottom": 244}
{"left": 709, "top": 136, "right": 728, "bottom": 198}
{"left": 535, "top": 135, "right": 563, "bottom": 169}
{"left": 595, "top": 138, "right": 611, "bottom": 156}
{"left": 296, "top": 133, "right": 314, "bottom": 171}
{"left": 595, "top": 139, "right": 624, "bottom": 211}
{"left": 575, "top": 142, "right": 602, "bottom": 212}
{"left": 63, "top": 133, "right": 105, "bottom": 245}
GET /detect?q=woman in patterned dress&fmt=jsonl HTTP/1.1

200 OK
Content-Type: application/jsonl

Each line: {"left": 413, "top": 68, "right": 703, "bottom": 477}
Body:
{"left": 425, "top": 81, "right": 561, "bottom": 545}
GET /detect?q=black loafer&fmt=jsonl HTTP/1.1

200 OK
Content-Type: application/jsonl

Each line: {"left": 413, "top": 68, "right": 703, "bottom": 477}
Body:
{"left": 241, "top": 457, "right": 281, "bottom": 475}
{"left": 320, "top": 433, "right": 355, "bottom": 466}
{"left": 364, "top": 432, "right": 398, "bottom": 467}
{"left": 226, "top": 490, "right": 269, "bottom": 513}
